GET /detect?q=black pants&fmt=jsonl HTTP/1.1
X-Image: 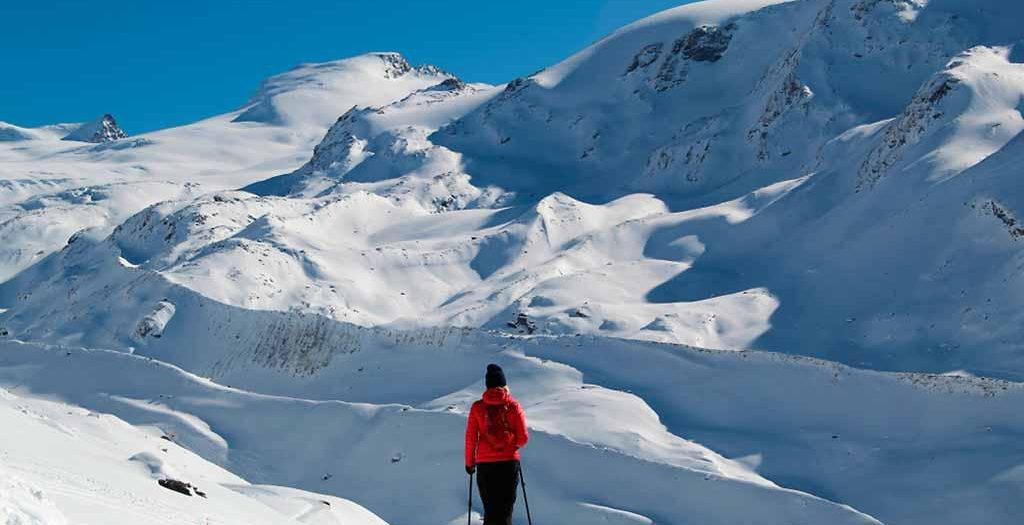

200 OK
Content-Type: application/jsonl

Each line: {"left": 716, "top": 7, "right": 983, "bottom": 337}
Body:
{"left": 477, "top": 460, "right": 519, "bottom": 525}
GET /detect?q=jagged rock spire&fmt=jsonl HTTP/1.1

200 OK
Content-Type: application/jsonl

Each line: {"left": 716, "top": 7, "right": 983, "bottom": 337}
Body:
{"left": 62, "top": 114, "right": 128, "bottom": 143}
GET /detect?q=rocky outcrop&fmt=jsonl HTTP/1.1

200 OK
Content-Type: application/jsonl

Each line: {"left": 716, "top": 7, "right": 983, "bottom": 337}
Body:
{"left": 747, "top": 48, "right": 815, "bottom": 162}
{"left": 158, "top": 478, "right": 206, "bottom": 498}
{"left": 62, "top": 114, "right": 127, "bottom": 143}
{"left": 654, "top": 23, "right": 737, "bottom": 91}
{"left": 425, "top": 77, "right": 469, "bottom": 92}
{"left": 503, "top": 77, "right": 536, "bottom": 96}
{"left": 507, "top": 312, "right": 537, "bottom": 334}
{"left": 679, "top": 24, "right": 736, "bottom": 62}
{"left": 624, "top": 44, "right": 665, "bottom": 76}
{"left": 304, "top": 106, "right": 372, "bottom": 175}
{"left": 850, "top": 0, "right": 928, "bottom": 23}
{"left": 377, "top": 52, "right": 450, "bottom": 80}
{"left": 376, "top": 52, "right": 415, "bottom": 78}
{"left": 857, "top": 71, "right": 962, "bottom": 191}
{"left": 976, "top": 200, "right": 1024, "bottom": 240}
{"left": 641, "top": 117, "right": 721, "bottom": 186}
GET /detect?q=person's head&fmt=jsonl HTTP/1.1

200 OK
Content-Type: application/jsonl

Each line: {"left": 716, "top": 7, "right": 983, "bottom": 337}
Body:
{"left": 485, "top": 363, "right": 507, "bottom": 390}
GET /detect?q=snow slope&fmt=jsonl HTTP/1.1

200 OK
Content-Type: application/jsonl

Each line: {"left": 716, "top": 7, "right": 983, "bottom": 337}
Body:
{"left": 0, "top": 382, "right": 387, "bottom": 525}
{"left": 0, "top": 232, "right": 1020, "bottom": 522}
{"left": 0, "top": 340, "right": 879, "bottom": 525}
{"left": 0, "top": 325, "right": 1021, "bottom": 525}
{"left": 8, "top": 0, "right": 1024, "bottom": 375}
{"left": 4, "top": 0, "right": 1024, "bottom": 523}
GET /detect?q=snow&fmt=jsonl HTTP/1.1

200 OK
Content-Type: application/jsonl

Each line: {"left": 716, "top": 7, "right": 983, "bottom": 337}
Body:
{"left": 0, "top": 382, "right": 387, "bottom": 525}
{"left": 61, "top": 114, "right": 128, "bottom": 143}
{"left": 1, "top": 328, "right": 1022, "bottom": 524}
{"left": 0, "top": 341, "right": 887, "bottom": 525}
{"left": 3, "top": 0, "right": 1024, "bottom": 523}
{"left": 0, "top": 465, "right": 69, "bottom": 525}
{"left": 0, "top": 52, "right": 459, "bottom": 283}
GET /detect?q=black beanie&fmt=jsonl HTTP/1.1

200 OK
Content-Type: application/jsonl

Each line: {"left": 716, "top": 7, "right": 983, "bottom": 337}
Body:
{"left": 485, "top": 364, "right": 507, "bottom": 389}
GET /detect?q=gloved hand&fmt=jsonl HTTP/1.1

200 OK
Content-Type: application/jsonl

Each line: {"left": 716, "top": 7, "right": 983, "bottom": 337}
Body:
{"left": 465, "top": 465, "right": 476, "bottom": 476}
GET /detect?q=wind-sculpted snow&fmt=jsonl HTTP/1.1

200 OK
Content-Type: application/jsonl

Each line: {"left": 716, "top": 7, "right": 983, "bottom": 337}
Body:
{"left": 858, "top": 46, "right": 1024, "bottom": 190}
{"left": 0, "top": 223, "right": 1021, "bottom": 522}
{"left": 0, "top": 52, "right": 459, "bottom": 285}
{"left": 0, "top": 181, "right": 207, "bottom": 283}
{"left": 4, "top": 182, "right": 790, "bottom": 349}
{"left": 234, "top": 52, "right": 454, "bottom": 127}
{"left": 244, "top": 73, "right": 498, "bottom": 205}
{"left": 0, "top": 382, "right": 389, "bottom": 525}
{"left": 1, "top": 317, "right": 1022, "bottom": 524}
{"left": 0, "top": 339, "right": 888, "bottom": 525}
{"left": 6, "top": 2, "right": 1024, "bottom": 373}
{"left": 4, "top": 0, "right": 1024, "bottom": 523}
{"left": 435, "top": 0, "right": 1024, "bottom": 204}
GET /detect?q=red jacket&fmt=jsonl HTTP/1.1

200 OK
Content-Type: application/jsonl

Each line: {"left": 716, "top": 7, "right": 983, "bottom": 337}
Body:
{"left": 465, "top": 388, "right": 529, "bottom": 467}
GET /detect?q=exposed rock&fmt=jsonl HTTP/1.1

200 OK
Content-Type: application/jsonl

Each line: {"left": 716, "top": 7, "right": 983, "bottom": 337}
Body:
{"left": 642, "top": 117, "right": 721, "bottom": 186}
{"left": 857, "top": 72, "right": 962, "bottom": 190}
{"left": 157, "top": 478, "right": 206, "bottom": 498}
{"left": 569, "top": 308, "right": 590, "bottom": 319}
{"left": 304, "top": 106, "right": 373, "bottom": 176}
{"left": 976, "top": 200, "right": 1024, "bottom": 240}
{"left": 681, "top": 24, "right": 736, "bottom": 62}
{"left": 624, "top": 43, "right": 664, "bottom": 75}
{"left": 654, "top": 24, "right": 737, "bottom": 91}
{"left": 426, "top": 77, "right": 468, "bottom": 92}
{"left": 503, "top": 77, "right": 535, "bottom": 95}
{"left": 376, "top": 53, "right": 450, "bottom": 80}
{"left": 415, "top": 64, "right": 450, "bottom": 77}
{"left": 507, "top": 312, "right": 537, "bottom": 334}
{"left": 748, "top": 55, "right": 814, "bottom": 162}
{"left": 62, "top": 114, "right": 127, "bottom": 143}
{"left": 851, "top": 0, "right": 928, "bottom": 22}
{"left": 377, "top": 53, "right": 414, "bottom": 79}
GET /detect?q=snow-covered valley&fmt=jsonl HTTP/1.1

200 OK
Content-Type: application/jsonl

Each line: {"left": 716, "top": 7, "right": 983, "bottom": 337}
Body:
{"left": 3, "top": 0, "right": 1024, "bottom": 523}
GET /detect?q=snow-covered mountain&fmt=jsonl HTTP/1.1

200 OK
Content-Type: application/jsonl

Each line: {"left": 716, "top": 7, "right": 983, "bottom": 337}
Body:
{"left": 2, "top": 0, "right": 1024, "bottom": 524}
{"left": 0, "top": 52, "right": 457, "bottom": 283}
{"left": 62, "top": 114, "right": 129, "bottom": 143}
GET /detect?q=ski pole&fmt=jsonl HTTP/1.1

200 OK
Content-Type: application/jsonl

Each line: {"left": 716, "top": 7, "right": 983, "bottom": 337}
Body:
{"left": 519, "top": 463, "right": 533, "bottom": 525}
{"left": 468, "top": 471, "right": 474, "bottom": 525}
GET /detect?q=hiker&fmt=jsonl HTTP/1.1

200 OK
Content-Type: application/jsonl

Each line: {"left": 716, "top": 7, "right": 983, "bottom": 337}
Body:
{"left": 465, "top": 364, "right": 529, "bottom": 525}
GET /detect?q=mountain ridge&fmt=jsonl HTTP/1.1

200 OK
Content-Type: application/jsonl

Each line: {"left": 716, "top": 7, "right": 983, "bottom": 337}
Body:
{"left": 2, "top": 1, "right": 1024, "bottom": 523}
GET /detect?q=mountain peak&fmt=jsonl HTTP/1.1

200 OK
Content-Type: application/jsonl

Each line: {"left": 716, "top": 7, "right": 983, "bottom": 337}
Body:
{"left": 370, "top": 52, "right": 450, "bottom": 79}
{"left": 233, "top": 53, "right": 453, "bottom": 127}
{"left": 424, "top": 77, "right": 469, "bottom": 92}
{"left": 62, "top": 114, "right": 128, "bottom": 143}
{"left": 373, "top": 52, "right": 414, "bottom": 79}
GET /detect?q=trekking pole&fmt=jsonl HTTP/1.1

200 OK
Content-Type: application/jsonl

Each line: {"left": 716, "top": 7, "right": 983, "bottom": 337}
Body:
{"left": 519, "top": 464, "right": 534, "bottom": 525}
{"left": 467, "top": 472, "right": 474, "bottom": 525}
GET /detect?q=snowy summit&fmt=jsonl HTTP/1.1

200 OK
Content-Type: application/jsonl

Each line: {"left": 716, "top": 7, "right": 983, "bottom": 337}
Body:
{"left": 1, "top": 1, "right": 1024, "bottom": 524}
{"left": 62, "top": 114, "right": 128, "bottom": 143}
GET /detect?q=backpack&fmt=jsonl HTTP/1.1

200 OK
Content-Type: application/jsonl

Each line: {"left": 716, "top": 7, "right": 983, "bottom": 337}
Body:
{"left": 482, "top": 402, "right": 516, "bottom": 451}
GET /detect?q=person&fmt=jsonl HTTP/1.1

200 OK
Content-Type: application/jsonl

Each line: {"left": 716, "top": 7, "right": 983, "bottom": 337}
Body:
{"left": 464, "top": 364, "right": 529, "bottom": 525}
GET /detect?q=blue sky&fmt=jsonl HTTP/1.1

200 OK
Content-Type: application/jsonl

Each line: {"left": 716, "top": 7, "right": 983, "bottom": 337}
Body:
{"left": 3, "top": 1, "right": 694, "bottom": 134}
